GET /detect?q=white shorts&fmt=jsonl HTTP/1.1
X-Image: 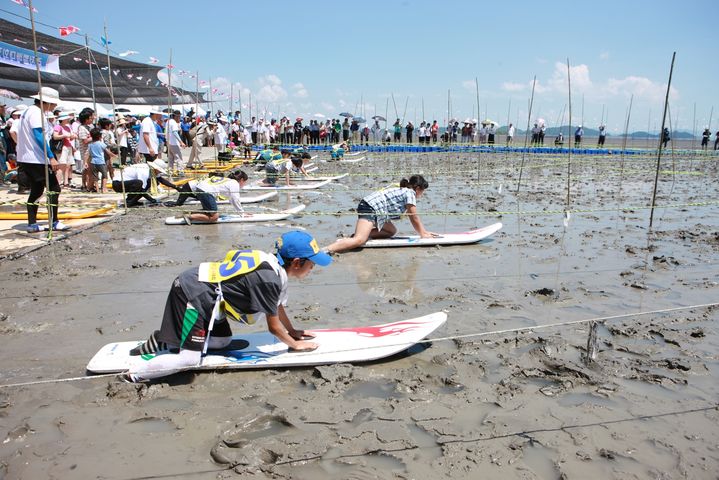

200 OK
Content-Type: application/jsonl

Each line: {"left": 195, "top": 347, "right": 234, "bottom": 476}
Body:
{"left": 58, "top": 146, "right": 74, "bottom": 165}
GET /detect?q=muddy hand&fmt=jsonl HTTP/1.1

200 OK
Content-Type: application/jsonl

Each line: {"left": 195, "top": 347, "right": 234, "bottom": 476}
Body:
{"left": 289, "top": 340, "right": 318, "bottom": 352}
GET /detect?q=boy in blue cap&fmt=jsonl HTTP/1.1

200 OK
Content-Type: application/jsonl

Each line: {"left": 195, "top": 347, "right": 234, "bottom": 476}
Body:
{"left": 123, "top": 231, "right": 331, "bottom": 382}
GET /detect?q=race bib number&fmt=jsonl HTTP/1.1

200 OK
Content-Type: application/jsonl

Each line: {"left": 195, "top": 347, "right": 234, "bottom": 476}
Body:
{"left": 198, "top": 250, "right": 262, "bottom": 283}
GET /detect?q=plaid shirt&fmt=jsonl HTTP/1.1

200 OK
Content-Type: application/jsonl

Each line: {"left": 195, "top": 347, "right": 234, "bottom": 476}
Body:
{"left": 363, "top": 187, "right": 416, "bottom": 229}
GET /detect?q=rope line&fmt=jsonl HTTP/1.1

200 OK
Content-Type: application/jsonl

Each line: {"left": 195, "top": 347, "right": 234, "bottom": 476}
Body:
{"left": 0, "top": 302, "right": 715, "bottom": 389}
{"left": 4, "top": 199, "right": 718, "bottom": 217}
{"left": 273, "top": 403, "right": 719, "bottom": 466}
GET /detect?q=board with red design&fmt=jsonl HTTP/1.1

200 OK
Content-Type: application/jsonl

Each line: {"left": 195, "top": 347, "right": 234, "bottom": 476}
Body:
{"left": 86, "top": 312, "right": 447, "bottom": 373}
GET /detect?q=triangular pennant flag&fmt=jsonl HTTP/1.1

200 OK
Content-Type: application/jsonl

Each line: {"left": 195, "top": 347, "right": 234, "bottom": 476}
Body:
{"left": 119, "top": 50, "right": 138, "bottom": 57}
{"left": 112, "top": 69, "right": 119, "bottom": 76}
{"left": 11, "top": 0, "right": 37, "bottom": 13}
{"left": 166, "top": 64, "right": 174, "bottom": 69}
{"left": 148, "top": 57, "right": 158, "bottom": 64}
{"left": 58, "top": 25, "right": 80, "bottom": 37}
{"left": 100, "top": 36, "right": 111, "bottom": 46}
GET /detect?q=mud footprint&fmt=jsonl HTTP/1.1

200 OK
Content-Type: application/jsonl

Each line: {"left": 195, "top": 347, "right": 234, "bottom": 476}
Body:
{"left": 211, "top": 414, "right": 294, "bottom": 467}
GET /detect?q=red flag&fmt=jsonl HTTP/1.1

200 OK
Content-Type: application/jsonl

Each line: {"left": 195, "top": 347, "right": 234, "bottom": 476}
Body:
{"left": 166, "top": 64, "right": 174, "bottom": 69}
{"left": 59, "top": 25, "right": 80, "bottom": 37}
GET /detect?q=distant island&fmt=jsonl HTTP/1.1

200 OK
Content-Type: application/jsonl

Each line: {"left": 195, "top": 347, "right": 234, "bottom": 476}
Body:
{"left": 493, "top": 125, "right": 697, "bottom": 139}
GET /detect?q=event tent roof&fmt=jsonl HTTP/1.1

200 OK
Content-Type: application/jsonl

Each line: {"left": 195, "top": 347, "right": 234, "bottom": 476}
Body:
{"left": 0, "top": 18, "right": 205, "bottom": 105}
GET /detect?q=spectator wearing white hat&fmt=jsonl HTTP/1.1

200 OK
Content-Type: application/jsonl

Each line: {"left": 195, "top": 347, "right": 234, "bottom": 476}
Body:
{"left": 214, "top": 116, "right": 229, "bottom": 157}
{"left": 186, "top": 117, "right": 207, "bottom": 169}
{"left": 138, "top": 109, "right": 163, "bottom": 161}
{"left": 15, "top": 87, "right": 68, "bottom": 232}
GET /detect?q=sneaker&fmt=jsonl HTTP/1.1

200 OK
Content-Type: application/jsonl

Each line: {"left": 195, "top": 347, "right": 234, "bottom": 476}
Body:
{"left": 26, "top": 223, "right": 43, "bottom": 233}
{"left": 118, "top": 372, "right": 142, "bottom": 383}
{"left": 52, "top": 221, "right": 70, "bottom": 231}
{"left": 129, "top": 330, "right": 167, "bottom": 356}
{"left": 182, "top": 214, "right": 192, "bottom": 226}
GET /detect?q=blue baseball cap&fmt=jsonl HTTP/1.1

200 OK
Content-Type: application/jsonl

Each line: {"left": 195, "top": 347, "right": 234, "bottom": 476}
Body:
{"left": 275, "top": 231, "right": 332, "bottom": 267}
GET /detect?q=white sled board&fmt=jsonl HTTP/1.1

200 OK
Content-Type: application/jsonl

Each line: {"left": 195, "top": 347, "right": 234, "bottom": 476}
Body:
{"left": 86, "top": 312, "right": 447, "bottom": 373}
{"left": 165, "top": 204, "right": 306, "bottom": 224}
{"left": 243, "top": 179, "right": 332, "bottom": 190}
{"left": 296, "top": 173, "right": 349, "bottom": 181}
{"left": 339, "top": 156, "right": 365, "bottom": 163}
{"left": 363, "top": 222, "right": 502, "bottom": 248}
{"left": 183, "top": 191, "right": 278, "bottom": 205}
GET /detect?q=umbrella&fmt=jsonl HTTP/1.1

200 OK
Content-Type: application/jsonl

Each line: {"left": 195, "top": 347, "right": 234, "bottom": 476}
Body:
{"left": 115, "top": 107, "right": 131, "bottom": 113}
{"left": 536, "top": 118, "right": 546, "bottom": 127}
{"left": 0, "top": 88, "right": 21, "bottom": 100}
{"left": 371, "top": 115, "right": 386, "bottom": 122}
{"left": 339, "top": 112, "right": 353, "bottom": 118}
{"left": 296, "top": 117, "right": 303, "bottom": 122}
{"left": 354, "top": 116, "right": 366, "bottom": 123}
{"left": 483, "top": 119, "right": 496, "bottom": 125}
{"left": 313, "top": 113, "right": 325, "bottom": 118}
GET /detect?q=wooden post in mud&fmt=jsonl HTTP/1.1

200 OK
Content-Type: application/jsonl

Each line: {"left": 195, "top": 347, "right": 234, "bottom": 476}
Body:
{"left": 516, "top": 76, "right": 536, "bottom": 192}
{"left": 27, "top": 0, "right": 55, "bottom": 237}
{"left": 621, "top": 95, "right": 634, "bottom": 171}
{"left": 649, "top": 52, "right": 676, "bottom": 229}
{"left": 565, "top": 58, "right": 572, "bottom": 209}
{"left": 585, "top": 321, "right": 599, "bottom": 364}
{"left": 474, "top": 77, "right": 482, "bottom": 227}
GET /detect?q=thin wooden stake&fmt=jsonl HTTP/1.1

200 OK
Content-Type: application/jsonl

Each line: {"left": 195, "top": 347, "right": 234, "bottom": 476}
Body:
{"left": 516, "top": 76, "right": 536, "bottom": 192}
{"left": 649, "top": 52, "right": 676, "bottom": 229}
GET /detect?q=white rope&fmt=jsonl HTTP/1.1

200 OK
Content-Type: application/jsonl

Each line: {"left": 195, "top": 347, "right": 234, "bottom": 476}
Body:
{"left": 0, "top": 302, "right": 716, "bottom": 389}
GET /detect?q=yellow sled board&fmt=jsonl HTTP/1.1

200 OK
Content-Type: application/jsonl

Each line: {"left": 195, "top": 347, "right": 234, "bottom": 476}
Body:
{"left": 0, "top": 206, "right": 114, "bottom": 220}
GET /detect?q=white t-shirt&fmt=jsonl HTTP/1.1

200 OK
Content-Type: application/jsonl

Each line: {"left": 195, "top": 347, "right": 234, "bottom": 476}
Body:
{"left": 117, "top": 126, "right": 128, "bottom": 148}
{"left": 167, "top": 118, "right": 182, "bottom": 146}
{"left": 214, "top": 124, "right": 228, "bottom": 145}
{"left": 113, "top": 163, "right": 151, "bottom": 189}
{"left": 508, "top": 126, "right": 515, "bottom": 137}
{"left": 138, "top": 116, "right": 158, "bottom": 154}
{"left": 16, "top": 105, "right": 52, "bottom": 165}
{"left": 191, "top": 176, "right": 243, "bottom": 212}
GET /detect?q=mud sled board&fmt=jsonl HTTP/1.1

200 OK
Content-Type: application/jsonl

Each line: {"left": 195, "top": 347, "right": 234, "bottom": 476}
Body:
{"left": 165, "top": 204, "right": 305, "bottom": 224}
{"left": 86, "top": 312, "right": 447, "bottom": 373}
{"left": 363, "top": 222, "right": 502, "bottom": 248}
{"left": 243, "top": 179, "right": 332, "bottom": 191}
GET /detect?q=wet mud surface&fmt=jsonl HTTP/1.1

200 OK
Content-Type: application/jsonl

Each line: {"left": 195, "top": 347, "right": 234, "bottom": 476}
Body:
{"left": 0, "top": 151, "right": 717, "bottom": 479}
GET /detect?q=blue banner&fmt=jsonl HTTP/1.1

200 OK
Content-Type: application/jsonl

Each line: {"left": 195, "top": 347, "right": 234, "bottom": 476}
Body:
{"left": 0, "top": 41, "right": 60, "bottom": 75}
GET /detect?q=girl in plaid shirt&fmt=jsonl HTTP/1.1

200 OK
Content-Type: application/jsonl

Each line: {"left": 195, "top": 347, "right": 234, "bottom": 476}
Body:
{"left": 326, "top": 175, "right": 438, "bottom": 253}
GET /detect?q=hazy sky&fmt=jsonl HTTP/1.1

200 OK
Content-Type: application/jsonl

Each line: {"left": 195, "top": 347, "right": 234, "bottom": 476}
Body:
{"left": 3, "top": 0, "right": 716, "bottom": 132}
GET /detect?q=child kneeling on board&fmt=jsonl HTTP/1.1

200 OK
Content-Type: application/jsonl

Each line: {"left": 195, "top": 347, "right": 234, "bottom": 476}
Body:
{"left": 123, "top": 231, "right": 332, "bottom": 382}
{"left": 325, "top": 174, "right": 438, "bottom": 253}
{"left": 172, "top": 169, "right": 248, "bottom": 224}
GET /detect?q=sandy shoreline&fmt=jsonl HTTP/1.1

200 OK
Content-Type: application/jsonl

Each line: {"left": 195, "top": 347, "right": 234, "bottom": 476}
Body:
{"left": 0, "top": 150, "right": 717, "bottom": 479}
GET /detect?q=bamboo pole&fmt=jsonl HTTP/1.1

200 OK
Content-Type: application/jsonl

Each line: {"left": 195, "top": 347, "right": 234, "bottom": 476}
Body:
{"left": 84, "top": 34, "right": 97, "bottom": 113}
{"left": 27, "top": 0, "right": 54, "bottom": 236}
{"left": 565, "top": 59, "right": 572, "bottom": 209}
{"left": 649, "top": 52, "right": 676, "bottom": 229}
{"left": 516, "top": 76, "right": 536, "bottom": 192}
{"left": 474, "top": 77, "right": 482, "bottom": 226}
{"left": 103, "top": 20, "right": 126, "bottom": 211}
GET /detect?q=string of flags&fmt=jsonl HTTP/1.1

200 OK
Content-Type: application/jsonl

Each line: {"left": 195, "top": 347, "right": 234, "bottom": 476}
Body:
{"left": 10, "top": 0, "right": 37, "bottom": 13}
{"left": 7, "top": 0, "right": 243, "bottom": 104}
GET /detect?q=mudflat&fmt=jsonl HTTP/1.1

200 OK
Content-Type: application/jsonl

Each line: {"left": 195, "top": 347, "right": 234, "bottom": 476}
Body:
{"left": 0, "top": 150, "right": 717, "bottom": 479}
